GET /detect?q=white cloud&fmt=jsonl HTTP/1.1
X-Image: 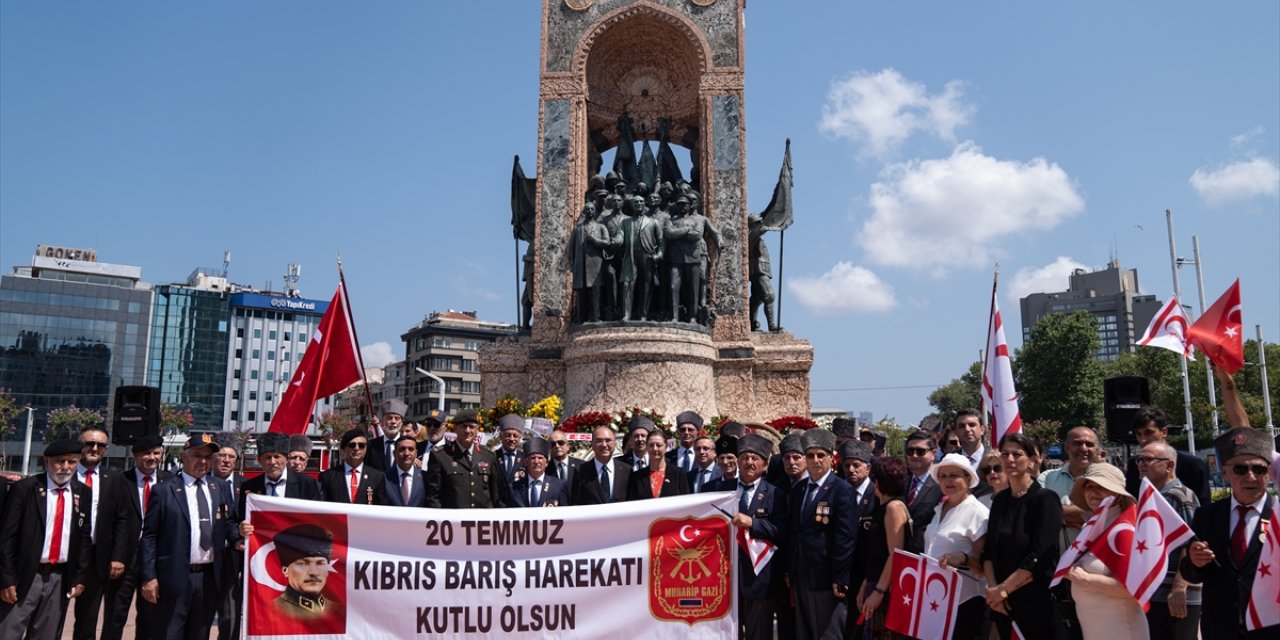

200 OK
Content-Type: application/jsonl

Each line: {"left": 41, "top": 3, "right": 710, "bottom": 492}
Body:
{"left": 857, "top": 142, "right": 1085, "bottom": 273}
{"left": 1008, "top": 257, "right": 1089, "bottom": 303}
{"left": 819, "top": 68, "right": 974, "bottom": 158}
{"left": 1230, "top": 126, "right": 1264, "bottom": 148}
{"left": 1189, "top": 157, "right": 1280, "bottom": 207}
{"left": 788, "top": 262, "right": 897, "bottom": 314}
{"left": 361, "top": 342, "right": 396, "bottom": 368}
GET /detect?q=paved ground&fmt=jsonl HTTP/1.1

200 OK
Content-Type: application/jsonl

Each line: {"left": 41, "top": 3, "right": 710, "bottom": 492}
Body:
{"left": 59, "top": 602, "right": 222, "bottom": 640}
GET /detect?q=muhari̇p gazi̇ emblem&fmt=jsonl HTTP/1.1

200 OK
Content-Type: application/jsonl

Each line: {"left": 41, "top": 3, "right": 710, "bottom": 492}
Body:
{"left": 649, "top": 517, "right": 731, "bottom": 625}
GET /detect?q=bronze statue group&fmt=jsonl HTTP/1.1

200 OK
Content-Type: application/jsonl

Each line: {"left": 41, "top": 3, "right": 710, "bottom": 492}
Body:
{"left": 1, "top": 383, "right": 1274, "bottom": 639}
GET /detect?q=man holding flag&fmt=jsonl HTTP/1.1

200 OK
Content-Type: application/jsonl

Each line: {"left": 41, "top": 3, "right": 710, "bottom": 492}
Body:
{"left": 729, "top": 434, "right": 786, "bottom": 640}
{"left": 1181, "top": 427, "right": 1275, "bottom": 639}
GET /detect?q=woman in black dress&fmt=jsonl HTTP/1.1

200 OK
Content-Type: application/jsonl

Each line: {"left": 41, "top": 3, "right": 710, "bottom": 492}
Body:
{"left": 625, "top": 430, "right": 691, "bottom": 500}
{"left": 980, "top": 432, "right": 1063, "bottom": 639}
{"left": 854, "top": 457, "right": 910, "bottom": 638}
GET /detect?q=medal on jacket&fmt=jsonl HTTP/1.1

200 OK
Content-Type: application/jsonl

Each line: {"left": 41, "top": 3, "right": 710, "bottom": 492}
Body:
{"left": 366, "top": 486, "right": 374, "bottom": 504}
{"left": 816, "top": 502, "right": 830, "bottom": 524}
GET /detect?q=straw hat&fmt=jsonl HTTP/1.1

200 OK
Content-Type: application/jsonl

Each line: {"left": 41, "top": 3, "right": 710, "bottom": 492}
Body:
{"left": 1069, "top": 463, "right": 1134, "bottom": 511}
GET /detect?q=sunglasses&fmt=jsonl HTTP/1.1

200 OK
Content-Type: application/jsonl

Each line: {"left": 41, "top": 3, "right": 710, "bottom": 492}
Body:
{"left": 1134, "top": 456, "right": 1172, "bottom": 465}
{"left": 345, "top": 442, "right": 368, "bottom": 449}
{"left": 905, "top": 447, "right": 933, "bottom": 457}
{"left": 1231, "top": 463, "right": 1270, "bottom": 477}
{"left": 804, "top": 451, "right": 829, "bottom": 459}
{"left": 550, "top": 440, "right": 567, "bottom": 446}
{"left": 979, "top": 465, "right": 1002, "bottom": 475}
{"left": 82, "top": 442, "right": 108, "bottom": 449}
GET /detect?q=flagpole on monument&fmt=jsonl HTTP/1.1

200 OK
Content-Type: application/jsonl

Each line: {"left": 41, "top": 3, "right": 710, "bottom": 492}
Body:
{"left": 1164, "top": 210, "right": 1197, "bottom": 455}
{"left": 338, "top": 254, "right": 376, "bottom": 431}
{"left": 1259, "top": 325, "right": 1275, "bottom": 438}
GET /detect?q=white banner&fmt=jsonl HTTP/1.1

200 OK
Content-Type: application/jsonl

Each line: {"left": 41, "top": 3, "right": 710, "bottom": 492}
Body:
{"left": 243, "top": 493, "right": 739, "bottom": 639}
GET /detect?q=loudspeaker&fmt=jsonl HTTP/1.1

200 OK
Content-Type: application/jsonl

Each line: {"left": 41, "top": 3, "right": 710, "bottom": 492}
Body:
{"left": 113, "top": 385, "right": 161, "bottom": 446}
{"left": 1104, "top": 376, "right": 1151, "bottom": 443}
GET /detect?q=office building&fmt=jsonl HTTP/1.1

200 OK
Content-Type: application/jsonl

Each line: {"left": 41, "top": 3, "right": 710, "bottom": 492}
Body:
{"left": 147, "top": 268, "right": 233, "bottom": 429}
{"left": 0, "top": 246, "right": 152, "bottom": 434}
{"left": 225, "top": 290, "right": 330, "bottom": 432}
{"left": 1019, "top": 260, "right": 1164, "bottom": 361}
{"left": 401, "top": 311, "right": 517, "bottom": 420}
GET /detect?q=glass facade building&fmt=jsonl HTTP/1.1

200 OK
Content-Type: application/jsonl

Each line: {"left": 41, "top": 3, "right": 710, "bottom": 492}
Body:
{"left": 147, "top": 278, "right": 232, "bottom": 429}
{"left": 226, "top": 292, "right": 329, "bottom": 432}
{"left": 0, "top": 256, "right": 152, "bottom": 434}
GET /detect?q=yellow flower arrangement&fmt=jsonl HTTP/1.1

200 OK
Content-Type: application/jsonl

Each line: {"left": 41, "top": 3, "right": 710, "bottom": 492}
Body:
{"left": 526, "top": 395, "right": 562, "bottom": 424}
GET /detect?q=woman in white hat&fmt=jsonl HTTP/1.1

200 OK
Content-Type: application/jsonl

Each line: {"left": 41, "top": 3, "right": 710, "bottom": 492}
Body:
{"left": 1064, "top": 462, "right": 1148, "bottom": 640}
{"left": 923, "top": 453, "right": 989, "bottom": 639}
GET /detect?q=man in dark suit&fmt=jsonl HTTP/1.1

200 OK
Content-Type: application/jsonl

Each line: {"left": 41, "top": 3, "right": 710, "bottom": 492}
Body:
{"left": 570, "top": 426, "right": 631, "bottom": 506}
{"left": 666, "top": 410, "right": 702, "bottom": 474}
{"left": 1181, "top": 427, "right": 1275, "bottom": 639}
{"left": 318, "top": 428, "right": 388, "bottom": 506}
{"left": 548, "top": 429, "right": 582, "bottom": 489}
{"left": 365, "top": 399, "right": 408, "bottom": 472}
{"left": 688, "top": 436, "right": 723, "bottom": 493}
{"left": 839, "top": 439, "right": 878, "bottom": 638}
{"left": 731, "top": 434, "right": 787, "bottom": 640}
{"left": 287, "top": 435, "right": 313, "bottom": 475}
{"left": 1125, "top": 406, "right": 1210, "bottom": 504}
{"left": 785, "top": 428, "right": 856, "bottom": 640}
{"left": 494, "top": 414, "right": 527, "bottom": 494}
{"left": 385, "top": 436, "right": 435, "bottom": 508}
{"left": 239, "top": 433, "right": 322, "bottom": 510}
{"left": 101, "top": 434, "right": 170, "bottom": 640}
{"left": 902, "top": 430, "right": 942, "bottom": 553}
{"left": 505, "top": 437, "right": 567, "bottom": 507}
{"left": 208, "top": 431, "right": 246, "bottom": 640}
{"left": 615, "top": 416, "right": 651, "bottom": 471}
{"left": 71, "top": 425, "right": 131, "bottom": 640}
{"left": 704, "top": 434, "right": 743, "bottom": 492}
{"left": 140, "top": 434, "right": 240, "bottom": 640}
{"left": 771, "top": 433, "right": 807, "bottom": 640}
{"left": 426, "top": 410, "right": 504, "bottom": 509}
{"left": 0, "top": 439, "right": 92, "bottom": 640}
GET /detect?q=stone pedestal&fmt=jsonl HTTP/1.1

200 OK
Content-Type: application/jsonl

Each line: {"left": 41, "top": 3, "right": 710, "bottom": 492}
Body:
{"left": 480, "top": 327, "right": 812, "bottom": 422}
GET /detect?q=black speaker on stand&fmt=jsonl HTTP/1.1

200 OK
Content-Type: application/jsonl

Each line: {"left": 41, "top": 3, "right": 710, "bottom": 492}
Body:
{"left": 1104, "top": 376, "right": 1151, "bottom": 444}
{"left": 112, "top": 385, "right": 161, "bottom": 447}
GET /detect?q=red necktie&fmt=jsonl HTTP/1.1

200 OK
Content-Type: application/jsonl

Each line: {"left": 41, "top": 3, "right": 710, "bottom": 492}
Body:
{"left": 349, "top": 469, "right": 359, "bottom": 503}
{"left": 142, "top": 475, "right": 152, "bottom": 515}
{"left": 907, "top": 476, "right": 920, "bottom": 505}
{"left": 1231, "top": 505, "right": 1251, "bottom": 566}
{"left": 47, "top": 487, "right": 66, "bottom": 563}
{"left": 85, "top": 469, "right": 93, "bottom": 488}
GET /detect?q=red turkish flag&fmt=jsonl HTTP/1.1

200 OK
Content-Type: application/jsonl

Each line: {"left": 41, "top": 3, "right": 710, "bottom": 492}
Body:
{"left": 1187, "top": 279, "right": 1244, "bottom": 374}
{"left": 268, "top": 282, "right": 363, "bottom": 435}
{"left": 885, "top": 549, "right": 960, "bottom": 639}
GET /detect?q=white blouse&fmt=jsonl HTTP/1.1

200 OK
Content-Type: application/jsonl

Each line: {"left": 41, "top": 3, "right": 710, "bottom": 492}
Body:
{"left": 922, "top": 493, "right": 989, "bottom": 603}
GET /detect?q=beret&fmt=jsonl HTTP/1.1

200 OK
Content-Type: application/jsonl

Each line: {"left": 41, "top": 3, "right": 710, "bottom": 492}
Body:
{"left": 43, "top": 438, "right": 82, "bottom": 457}
{"left": 132, "top": 434, "right": 164, "bottom": 453}
{"left": 451, "top": 409, "right": 482, "bottom": 426}
{"left": 339, "top": 428, "right": 368, "bottom": 448}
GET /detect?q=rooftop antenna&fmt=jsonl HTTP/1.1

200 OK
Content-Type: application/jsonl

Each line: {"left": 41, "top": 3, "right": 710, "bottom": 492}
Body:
{"left": 284, "top": 263, "right": 302, "bottom": 297}
{"left": 222, "top": 250, "right": 232, "bottom": 277}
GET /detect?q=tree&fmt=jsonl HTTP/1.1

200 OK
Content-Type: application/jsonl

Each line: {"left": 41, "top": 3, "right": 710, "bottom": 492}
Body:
{"left": 44, "top": 406, "right": 106, "bottom": 443}
{"left": 159, "top": 404, "right": 195, "bottom": 435}
{"left": 1015, "top": 311, "right": 1104, "bottom": 427}
{"left": 317, "top": 411, "right": 355, "bottom": 449}
{"left": 928, "top": 361, "right": 982, "bottom": 426}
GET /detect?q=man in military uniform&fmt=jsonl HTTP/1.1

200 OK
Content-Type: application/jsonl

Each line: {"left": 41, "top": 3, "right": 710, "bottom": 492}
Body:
{"left": 272, "top": 524, "right": 335, "bottom": 619}
{"left": 426, "top": 410, "right": 505, "bottom": 508}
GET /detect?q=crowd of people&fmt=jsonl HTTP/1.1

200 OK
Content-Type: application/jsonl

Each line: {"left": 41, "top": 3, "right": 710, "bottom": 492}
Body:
{"left": 0, "top": 384, "right": 1274, "bottom": 640}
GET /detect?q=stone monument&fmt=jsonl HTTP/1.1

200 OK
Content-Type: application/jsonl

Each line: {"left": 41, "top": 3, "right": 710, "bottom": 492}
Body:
{"left": 482, "top": 0, "right": 813, "bottom": 422}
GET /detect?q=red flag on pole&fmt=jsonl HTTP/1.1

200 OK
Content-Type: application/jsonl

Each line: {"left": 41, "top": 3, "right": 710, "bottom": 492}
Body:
{"left": 267, "top": 281, "right": 363, "bottom": 435}
{"left": 885, "top": 549, "right": 961, "bottom": 639}
{"left": 982, "top": 281, "right": 1022, "bottom": 448}
{"left": 1186, "top": 278, "right": 1244, "bottom": 374}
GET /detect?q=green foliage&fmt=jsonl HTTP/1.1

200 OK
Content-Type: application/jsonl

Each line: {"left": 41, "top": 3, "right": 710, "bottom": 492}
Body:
{"left": 928, "top": 361, "right": 983, "bottom": 426}
{"left": 317, "top": 411, "right": 355, "bottom": 448}
{"left": 0, "top": 389, "right": 21, "bottom": 441}
{"left": 45, "top": 406, "right": 106, "bottom": 443}
{"left": 1015, "top": 311, "right": 1104, "bottom": 427}
{"left": 159, "top": 404, "right": 195, "bottom": 434}
{"left": 1021, "top": 418, "right": 1065, "bottom": 453}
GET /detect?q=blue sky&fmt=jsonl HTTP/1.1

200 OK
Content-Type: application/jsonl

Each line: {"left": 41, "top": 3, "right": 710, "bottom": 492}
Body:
{"left": 3, "top": 1, "right": 1277, "bottom": 426}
